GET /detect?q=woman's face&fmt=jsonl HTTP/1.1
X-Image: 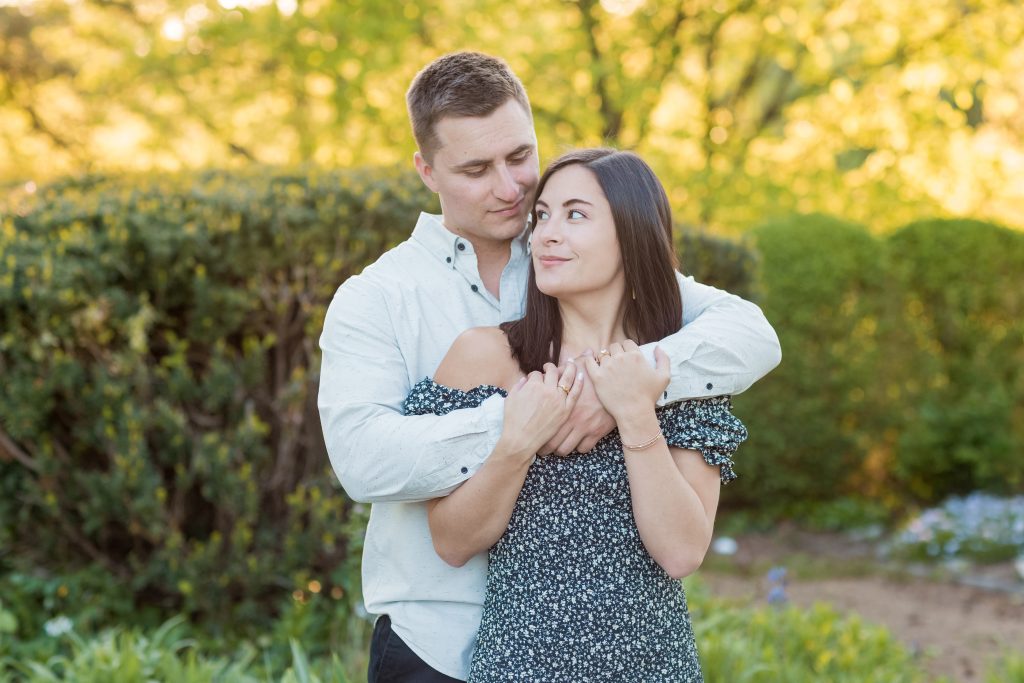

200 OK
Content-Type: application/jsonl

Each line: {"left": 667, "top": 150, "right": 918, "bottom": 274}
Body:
{"left": 530, "top": 164, "right": 625, "bottom": 300}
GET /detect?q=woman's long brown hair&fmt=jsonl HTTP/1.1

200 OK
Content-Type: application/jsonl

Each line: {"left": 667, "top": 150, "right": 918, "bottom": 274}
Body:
{"left": 501, "top": 148, "right": 682, "bottom": 373}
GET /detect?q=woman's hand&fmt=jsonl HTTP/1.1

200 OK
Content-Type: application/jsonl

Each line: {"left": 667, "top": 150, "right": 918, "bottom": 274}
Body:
{"left": 497, "top": 362, "right": 583, "bottom": 460}
{"left": 584, "top": 341, "right": 670, "bottom": 423}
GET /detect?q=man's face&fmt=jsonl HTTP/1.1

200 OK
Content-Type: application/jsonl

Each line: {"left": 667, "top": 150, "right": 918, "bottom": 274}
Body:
{"left": 415, "top": 99, "right": 539, "bottom": 250}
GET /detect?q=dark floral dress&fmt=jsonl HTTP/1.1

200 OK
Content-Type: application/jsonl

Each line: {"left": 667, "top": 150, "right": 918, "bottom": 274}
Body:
{"left": 404, "top": 379, "right": 747, "bottom": 682}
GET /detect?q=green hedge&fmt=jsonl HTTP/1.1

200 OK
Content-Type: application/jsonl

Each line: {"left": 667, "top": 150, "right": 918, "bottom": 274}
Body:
{"left": 0, "top": 167, "right": 437, "bottom": 631}
{"left": 3, "top": 168, "right": 1021, "bottom": 635}
{"left": 732, "top": 214, "right": 1024, "bottom": 510}
{"left": 731, "top": 215, "right": 891, "bottom": 507}
{"left": 887, "top": 219, "right": 1024, "bottom": 498}
{"left": 0, "top": 167, "right": 762, "bottom": 634}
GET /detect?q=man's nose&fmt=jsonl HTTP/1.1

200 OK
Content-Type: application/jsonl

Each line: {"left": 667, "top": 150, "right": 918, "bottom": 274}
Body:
{"left": 492, "top": 165, "right": 519, "bottom": 203}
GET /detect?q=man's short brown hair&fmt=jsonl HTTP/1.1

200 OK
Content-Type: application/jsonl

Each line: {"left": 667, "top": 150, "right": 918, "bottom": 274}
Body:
{"left": 406, "top": 52, "right": 532, "bottom": 161}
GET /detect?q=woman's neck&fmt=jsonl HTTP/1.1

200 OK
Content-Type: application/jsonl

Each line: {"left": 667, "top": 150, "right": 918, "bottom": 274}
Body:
{"left": 556, "top": 289, "right": 628, "bottom": 363}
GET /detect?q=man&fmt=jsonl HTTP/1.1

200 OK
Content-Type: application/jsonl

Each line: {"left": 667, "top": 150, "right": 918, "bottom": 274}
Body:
{"left": 318, "top": 51, "right": 781, "bottom": 682}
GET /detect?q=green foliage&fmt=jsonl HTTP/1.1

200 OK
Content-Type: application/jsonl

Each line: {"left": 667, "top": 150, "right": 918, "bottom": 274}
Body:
{"left": 732, "top": 214, "right": 890, "bottom": 507}
{"left": 0, "top": 166, "right": 435, "bottom": 632}
{"left": 986, "top": 652, "right": 1024, "bottom": 683}
{"left": 0, "top": 567, "right": 134, "bottom": 665}
{"left": 693, "top": 597, "right": 939, "bottom": 682}
{"left": 678, "top": 229, "right": 760, "bottom": 301}
{"left": 688, "top": 577, "right": 941, "bottom": 682}
{"left": 1, "top": 587, "right": 947, "bottom": 683}
{"left": 3, "top": 616, "right": 260, "bottom": 683}
{"left": 5, "top": 1, "right": 1024, "bottom": 231}
{"left": 730, "top": 214, "right": 1024, "bottom": 510}
{"left": 886, "top": 219, "right": 1024, "bottom": 500}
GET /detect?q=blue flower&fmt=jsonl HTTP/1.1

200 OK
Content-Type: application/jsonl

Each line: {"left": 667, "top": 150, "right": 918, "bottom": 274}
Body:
{"left": 766, "top": 585, "right": 788, "bottom": 605}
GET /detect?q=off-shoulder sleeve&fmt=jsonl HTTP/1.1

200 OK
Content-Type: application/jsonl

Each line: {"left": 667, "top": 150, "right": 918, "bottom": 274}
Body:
{"left": 657, "top": 396, "right": 747, "bottom": 484}
{"left": 404, "top": 378, "right": 508, "bottom": 417}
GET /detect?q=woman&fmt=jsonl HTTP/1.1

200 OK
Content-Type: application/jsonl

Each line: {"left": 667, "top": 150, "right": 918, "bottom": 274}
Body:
{"left": 403, "top": 149, "right": 746, "bottom": 681}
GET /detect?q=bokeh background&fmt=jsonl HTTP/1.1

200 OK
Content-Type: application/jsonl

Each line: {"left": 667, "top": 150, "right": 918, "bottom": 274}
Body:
{"left": 1, "top": 1, "right": 1023, "bottom": 681}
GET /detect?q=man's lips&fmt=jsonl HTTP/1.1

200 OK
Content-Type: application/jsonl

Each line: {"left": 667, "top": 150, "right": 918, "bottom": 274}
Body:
{"left": 491, "top": 197, "right": 525, "bottom": 216}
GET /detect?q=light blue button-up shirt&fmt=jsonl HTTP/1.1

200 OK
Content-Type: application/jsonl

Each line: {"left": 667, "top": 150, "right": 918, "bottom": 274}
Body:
{"left": 318, "top": 212, "right": 780, "bottom": 679}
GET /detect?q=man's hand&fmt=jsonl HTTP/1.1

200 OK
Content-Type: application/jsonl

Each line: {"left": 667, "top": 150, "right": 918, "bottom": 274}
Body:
{"left": 537, "top": 352, "right": 616, "bottom": 456}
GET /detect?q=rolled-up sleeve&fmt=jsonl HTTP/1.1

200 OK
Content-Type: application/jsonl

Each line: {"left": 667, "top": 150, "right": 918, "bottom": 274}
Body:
{"left": 317, "top": 276, "right": 505, "bottom": 503}
{"left": 641, "top": 273, "right": 781, "bottom": 403}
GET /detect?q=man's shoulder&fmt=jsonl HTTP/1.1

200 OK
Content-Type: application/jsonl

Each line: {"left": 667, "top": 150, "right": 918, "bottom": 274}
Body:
{"left": 337, "top": 235, "right": 434, "bottom": 292}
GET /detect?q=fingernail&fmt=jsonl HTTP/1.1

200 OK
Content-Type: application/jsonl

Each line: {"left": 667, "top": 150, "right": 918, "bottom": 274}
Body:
{"left": 577, "top": 372, "right": 584, "bottom": 381}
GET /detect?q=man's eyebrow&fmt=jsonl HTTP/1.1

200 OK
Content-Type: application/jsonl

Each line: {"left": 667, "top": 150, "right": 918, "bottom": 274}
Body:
{"left": 450, "top": 144, "right": 534, "bottom": 171}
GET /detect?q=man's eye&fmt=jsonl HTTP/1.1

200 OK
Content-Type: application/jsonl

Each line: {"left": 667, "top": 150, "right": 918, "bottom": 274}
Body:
{"left": 568, "top": 209, "right": 586, "bottom": 219}
{"left": 509, "top": 152, "right": 530, "bottom": 164}
{"left": 464, "top": 169, "right": 486, "bottom": 178}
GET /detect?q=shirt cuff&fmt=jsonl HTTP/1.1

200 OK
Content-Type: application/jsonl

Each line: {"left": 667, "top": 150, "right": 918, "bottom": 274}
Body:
{"left": 463, "top": 392, "right": 505, "bottom": 476}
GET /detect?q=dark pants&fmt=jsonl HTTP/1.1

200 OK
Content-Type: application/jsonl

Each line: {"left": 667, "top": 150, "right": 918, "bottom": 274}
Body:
{"left": 368, "top": 615, "right": 465, "bottom": 683}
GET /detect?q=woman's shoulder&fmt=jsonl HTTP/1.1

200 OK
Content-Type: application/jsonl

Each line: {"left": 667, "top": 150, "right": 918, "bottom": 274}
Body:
{"left": 435, "top": 326, "right": 520, "bottom": 392}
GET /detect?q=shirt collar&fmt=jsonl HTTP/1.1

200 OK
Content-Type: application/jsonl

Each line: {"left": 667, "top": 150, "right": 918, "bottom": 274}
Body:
{"left": 410, "top": 212, "right": 531, "bottom": 269}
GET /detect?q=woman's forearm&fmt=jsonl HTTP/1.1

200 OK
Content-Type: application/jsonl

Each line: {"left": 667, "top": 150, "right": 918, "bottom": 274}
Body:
{"left": 617, "top": 410, "right": 716, "bottom": 579}
{"left": 427, "top": 440, "right": 533, "bottom": 567}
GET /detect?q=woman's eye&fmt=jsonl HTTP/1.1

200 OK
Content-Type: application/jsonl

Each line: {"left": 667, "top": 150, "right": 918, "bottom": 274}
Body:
{"left": 568, "top": 209, "right": 586, "bottom": 219}
{"left": 535, "top": 209, "right": 550, "bottom": 221}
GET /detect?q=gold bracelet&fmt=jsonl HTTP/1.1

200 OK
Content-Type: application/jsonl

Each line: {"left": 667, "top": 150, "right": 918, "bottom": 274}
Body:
{"left": 622, "top": 431, "right": 664, "bottom": 451}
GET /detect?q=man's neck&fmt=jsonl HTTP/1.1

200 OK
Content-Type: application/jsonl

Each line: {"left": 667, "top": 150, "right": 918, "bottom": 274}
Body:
{"left": 474, "top": 241, "right": 512, "bottom": 299}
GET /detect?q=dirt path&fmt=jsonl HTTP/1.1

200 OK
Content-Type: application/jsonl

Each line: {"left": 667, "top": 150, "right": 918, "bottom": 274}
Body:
{"left": 700, "top": 530, "right": 1024, "bottom": 682}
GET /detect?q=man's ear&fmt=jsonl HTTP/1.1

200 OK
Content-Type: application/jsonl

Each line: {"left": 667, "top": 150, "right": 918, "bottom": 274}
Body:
{"left": 414, "top": 151, "right": 439, "bottom": 193}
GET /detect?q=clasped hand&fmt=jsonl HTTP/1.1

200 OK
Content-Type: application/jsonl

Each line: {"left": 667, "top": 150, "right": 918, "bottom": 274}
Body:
{"left": 536, "top": 342, "right": 671, "bottom": 457}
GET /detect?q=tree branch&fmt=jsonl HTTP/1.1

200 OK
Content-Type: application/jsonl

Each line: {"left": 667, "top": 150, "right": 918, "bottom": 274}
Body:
{"left": 576, "top": 0, "right": 623, "bottom": 143}
{"left": 0, "top": 427, "right": 41, "bottom": 473}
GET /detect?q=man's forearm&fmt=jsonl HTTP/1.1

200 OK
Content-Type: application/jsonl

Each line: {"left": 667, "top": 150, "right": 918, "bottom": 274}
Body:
{"left": 319, "top": 396, "right": 505, "bottom": 503}
{"left": 646, "top": 276, "right": 781, "bottom": 403}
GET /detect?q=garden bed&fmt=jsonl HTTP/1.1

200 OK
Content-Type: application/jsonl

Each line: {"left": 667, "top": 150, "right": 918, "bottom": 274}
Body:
{"left": 701, "top": 527, "right": 1024, "bottom": 683}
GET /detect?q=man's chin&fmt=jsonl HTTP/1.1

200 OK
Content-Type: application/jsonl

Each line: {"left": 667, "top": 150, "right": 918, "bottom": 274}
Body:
{"left": 487, "top": 213, "right": 529, "bottom": 236}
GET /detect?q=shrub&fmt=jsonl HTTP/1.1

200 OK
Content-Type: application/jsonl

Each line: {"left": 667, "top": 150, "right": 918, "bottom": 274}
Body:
{"left": 731, "top": 214, "right": 891, "bottom": 508}
{"left": 677, "top": 228, "right": 759, "bottom": 301}
{"left": 986, "top": 652, "right": 1024, "bottom": 683}
{"left": 684, "top": 577, "right": 938, "bottom": 682}
{"left": 0, "top": 166, "right": 435, "bottom": 632}
{"left": 886, "top": 219, "right": 1024, "bottom": 501}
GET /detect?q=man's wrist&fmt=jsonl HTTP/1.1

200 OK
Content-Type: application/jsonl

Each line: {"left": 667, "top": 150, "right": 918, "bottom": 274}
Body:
{"left": 492, "top": 437, "right": 537, "bottom": 467}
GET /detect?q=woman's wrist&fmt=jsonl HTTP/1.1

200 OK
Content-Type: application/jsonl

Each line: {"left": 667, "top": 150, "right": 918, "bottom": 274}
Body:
{"left": 614, "top": 408, "right": 660, "bottom": 442}
{"left": 611, "top": 401, "right": 659, "bottom": 430}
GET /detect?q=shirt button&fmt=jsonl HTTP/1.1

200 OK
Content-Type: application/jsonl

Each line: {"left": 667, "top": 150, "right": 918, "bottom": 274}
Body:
{"left": 706, "top": 383, "right": 713, "bottom": 390}
{"left": 457, "top": 242, "right": 466, "bottom": 251}
{"left": 460, "top": 466, "right": 469, "bottom": 474}
{"left": 446, "top": 256, "right": 452, "bottom": 263}
{"left": 470, "top": 284, "right": 479, "bottom": 292}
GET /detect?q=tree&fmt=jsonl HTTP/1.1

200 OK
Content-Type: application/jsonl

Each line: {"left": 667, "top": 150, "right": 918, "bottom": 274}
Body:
{"left": 2, "top": 0, "right": 1022, "bottom": 232}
